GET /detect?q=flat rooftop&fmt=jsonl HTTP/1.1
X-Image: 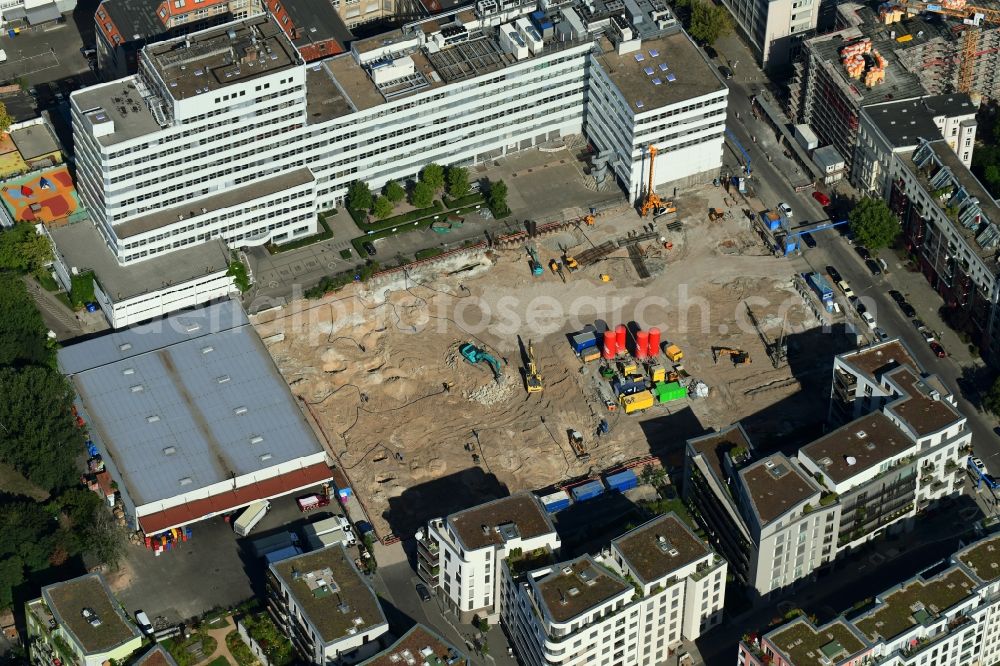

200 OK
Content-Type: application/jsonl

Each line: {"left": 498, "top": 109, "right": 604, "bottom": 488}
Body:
{"left": 325, "top": 54, "right": 384, "bottom": 112}
{"left": 113, "top": 166, "right": 315, "bottom": 238}
{"left": 305, "top": 62, "right": 356, "bottom": 122}
{"left": 837, "top": 340, "right": 918, "bottom": 384}
{"left": 145, "top": 15, "right": 300, "bottom": 101}
{"left": 58, "top": 300, "right": 325, "bottom": 506}
{"left": 854, "top": 567, "right": 976, "bottom": 641}
{"left": 612, "top": 513, "right": 711, "bottom": 584}
{"left": 73, "top": 79, "right": 162, "bottom": 147}
{"left": 49, "top": 220, "right": 231, "bottom": 302}
{"left": 98, "top": 0, "right": 170, "bottom": 44}
{"left": 277, "top": 0, "right": 353, "bottom": 55}
{"left": 533, "top": 556, "right": 630, "bottom": 623}
{"left": 270, "top": 545, "right": 386, "bottom": 645}
{"left": 864, "top": 98, "right": 943, "bottom": 149}
{"left": 801, "top": 412, "right": 915, "bottom": 484}
{"left": 767, "top": 618, "right": 867, "bottom": 666}
{"left": 593, "top": 28, "right": 726, "bottom": 114}
{"left": 41, "top": 574, "right": 140, "bottom": 655}
{"left": 957, "top": 534, "right": 1000, "bottom": 583}
{"left": 687, "top": 423, "right": 752, "bottom": 482}
{"left": 738, "top": 453, "right": 817, "bottom": 525}
{"left": 359, "top": 625, "right": 466, "bottom": 666}
{"left": 448, "top": 493, "right": 554, "bottom": 551}
{"left": 884, "top": 366, "right": 961, "bottom": 437}
{"left": 10, "top": 123, "right": 60, "bottom": 161}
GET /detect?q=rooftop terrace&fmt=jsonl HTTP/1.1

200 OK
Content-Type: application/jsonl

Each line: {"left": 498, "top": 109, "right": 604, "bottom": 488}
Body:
{"left": 359, "top": 625, "right": 466, "bottom": 666}
{"left": 448, "top": 493, "right": 555, "bottom": 551}
{"left": 957, "top": 534, "right": 1000, "bottom": 582}
{"left": 768, "top": 618, "right": 867, "bottom": 666}
{"left": 801, "top": 412, "right": 915, "bottom": 484}
{"left": 72, "top": 79, "right": 162, "bottom": 147}
{"left": 854, "top": 568, "right": 976, "bottom": 641}
{"left": 41, "top": 574, "right": 140, "bottom": 655}
{"left": 533, "top": 556, "right": 631, "bottom": 624}
{"left": 687, "top": 423, "right": 752, "bottom": 483}
{"left": 884, "top": 366, "right": 961, "bottom": 437}
{"left": 612, "top": 513, "right": 711, "bottom": 584}
{"left": 739, "top": 454, "right": 818, "bottom": 525}
{"left": 270, "top": 545, "right": 386, "bottom": 644}
{"left": 837, "top": 340, "right": 918, "bottom": 384}
{"left": 145, "top": 15, "right": 300, "bottom": 101}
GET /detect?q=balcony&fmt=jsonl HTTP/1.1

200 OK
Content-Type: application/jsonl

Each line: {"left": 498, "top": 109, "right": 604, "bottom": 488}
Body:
{"left": 417, "top": 536, "right": 439, "bottom": 557}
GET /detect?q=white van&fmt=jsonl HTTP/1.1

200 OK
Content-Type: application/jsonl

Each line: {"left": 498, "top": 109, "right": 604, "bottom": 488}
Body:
{"left": 0, "top": 50, "right": 8, "bottom": 64}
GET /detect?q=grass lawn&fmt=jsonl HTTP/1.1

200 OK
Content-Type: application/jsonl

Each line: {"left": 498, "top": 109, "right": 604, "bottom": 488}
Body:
{"left": 164, "top": 633, "right": 218, "bottom": 666}
{"left": 205, "top": 658, "right": 231, "bottom": 666}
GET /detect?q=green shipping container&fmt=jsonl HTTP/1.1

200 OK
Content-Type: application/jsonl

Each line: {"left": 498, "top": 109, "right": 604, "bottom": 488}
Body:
{"left": 654, "top": 381, "right": 686, "bottom": 403}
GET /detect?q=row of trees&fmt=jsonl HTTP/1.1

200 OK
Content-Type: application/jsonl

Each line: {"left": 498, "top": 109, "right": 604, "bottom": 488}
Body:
{"left": 347, "top": 164, "right": 474, "bottom": 220}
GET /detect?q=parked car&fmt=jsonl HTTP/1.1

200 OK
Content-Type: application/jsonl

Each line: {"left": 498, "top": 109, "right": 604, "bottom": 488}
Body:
{"left": 852, "top": 298, "right": 867, "bottom": 315}
{"left": 416, "top": 583, "right": 432, "bottom": 602}
{"left": 874, "top": 327, "right": 890, "bottom": 341}
{"left": 837, "top": 280, "right": 854, "bottom": 299}
{"left": 913, "top": 320, "right": 935, "bottom": 342}
{"left": 800, "top": 232, "right": 817, "bottom": 248}
{"left": 778, "top": 202, "right": 793, "bottom": 218}
{"left": 865, "top": 258, "right": 882, "bottom": 276}
{"left": 888, "top": 290, "right": 905, "bottom": 305}
{"left": 812, "top": 191, "right": 831, "bottom": 207}
{"left": 971, "top": 456, "right": 986, "bottom": 472}
{"left": 861, "top": 311, "right": 877, "bottom": 330}
{"left": 362, "top": 241, "right": 377, "bottom": 255}
{"left": 900, "top": 302, "right": 916, "bottom": 318}
{"left": 135, "top": 611, "right": 154, "bottom": 636}
{"left": 855, "top": 246, "right": 871, "bottom": 261}
{"left": 719, "top": 65, "right": 733, "bottom": 79}
{"left": 930, "top": 341, "right": 946, "bottom": 357}
{"left": 826, "top": 265, "right": 842, "bottom": 283}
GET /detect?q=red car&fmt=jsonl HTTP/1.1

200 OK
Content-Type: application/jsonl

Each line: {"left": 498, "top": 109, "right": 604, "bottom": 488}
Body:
{"left": 930, "top": 341, "right": 946, "bottom": 358}
{"left": 812, "top": 191, "right": 831, "bottom": 207}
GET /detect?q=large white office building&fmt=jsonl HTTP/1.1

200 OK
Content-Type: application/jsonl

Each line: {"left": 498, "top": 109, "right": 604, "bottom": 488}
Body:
{"left": 67, "top": 0, "right": 728, "bottom": 326}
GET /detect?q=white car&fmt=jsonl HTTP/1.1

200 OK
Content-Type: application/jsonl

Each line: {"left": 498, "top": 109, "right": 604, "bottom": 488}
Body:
{"left": 0, "top": 50, "right": 7, "bottom": 64}
{"left": 134, "top": 610, "right": 154, "bottom": 635}
{"left": 861, "top": 311, "right": 876, "bottom": 330}
{"left": 837, "top": 280, "right": 854, "bottom": 299}
{"left": 778, "top": 202, "right": 793, "bottom": 218}
{"left": 970, "top": 456, "right": 986, "bottom": 472}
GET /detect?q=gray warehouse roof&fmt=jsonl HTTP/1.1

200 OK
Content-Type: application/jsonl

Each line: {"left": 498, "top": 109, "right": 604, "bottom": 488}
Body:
{"left": 59, "top": 301, "right": 324, "bottom": 506}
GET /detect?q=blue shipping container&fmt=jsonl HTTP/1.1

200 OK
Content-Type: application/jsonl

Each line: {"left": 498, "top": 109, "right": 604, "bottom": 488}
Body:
{"left": 265, "top": 545, "right": 302, "bottom": 565}
{"left": 571, "top": 330, "right": 598, "bottom": 353}
{"left": 612, "top": 379, "right": 645, "bottom": 396}
{"left": 571, "top": 480, "right": 605, "bottom": 502}
{"left": 539, "top": 490, "right": 572, "bottom": 513}
{"left": 805, "top": 272, "right": 834, "bottom": 311}
{"left": 605, "top": 469, "right": 638, "bottom": 492}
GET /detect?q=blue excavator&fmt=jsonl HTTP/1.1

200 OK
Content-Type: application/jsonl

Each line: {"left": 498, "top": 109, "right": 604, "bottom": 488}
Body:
{"left": 459, "top": 343, "right": 503, "bottom": 382}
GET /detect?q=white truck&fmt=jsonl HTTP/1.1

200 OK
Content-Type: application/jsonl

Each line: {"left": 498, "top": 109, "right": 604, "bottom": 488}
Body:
{"left": 233, "top": 500, "right": 270, "bottom": 537}
{"left": 304, "top": 516, "right": 356, "bottom": 550}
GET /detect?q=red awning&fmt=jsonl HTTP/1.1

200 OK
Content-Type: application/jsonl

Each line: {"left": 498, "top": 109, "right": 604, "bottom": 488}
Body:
{"left": 138, "top": 463, "right": 333, "bottom": 535}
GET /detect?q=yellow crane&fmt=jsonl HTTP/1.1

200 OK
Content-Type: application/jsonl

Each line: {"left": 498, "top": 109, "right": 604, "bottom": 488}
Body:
{"left": 882, "top": 0, "right": 1000, "bottom": 93}
{"left": 526, "top": 340, "right": 543, "bottom": 393}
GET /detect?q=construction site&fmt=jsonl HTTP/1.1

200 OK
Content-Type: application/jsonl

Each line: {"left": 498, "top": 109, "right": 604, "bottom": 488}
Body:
{"left": 252, "top": 150, "right": 856, "bottom": 541}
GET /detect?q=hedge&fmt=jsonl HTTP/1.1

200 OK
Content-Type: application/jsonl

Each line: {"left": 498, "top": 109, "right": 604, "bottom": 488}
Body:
{"left": 443, "top": 192, "right": 485, "bottom": 209}
{"left": 269, "top": 214, "right": 333, "bottom": 253}
{"left": 352, "top": 201, "right": 444, "bottom": 233}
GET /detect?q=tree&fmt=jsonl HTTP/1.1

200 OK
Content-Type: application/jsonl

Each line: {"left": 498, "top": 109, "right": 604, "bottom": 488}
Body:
{"left": 984, "top": 375, "right": 1000, "bottom": 416}
{"left": 420, "top": 163, "right": 445, "bottom": 191}
{"left": 447, "top": 166, "right": 470, "bottom": 199}
{"left": 848, "top": 197, "right": 900, "bottom": 250}
{"left": 487, "top": 180, "right": 509, "bottom": 216}
{"left": 0, "top": 272, "right": 51, "bottom": 368}
{"left": 0, "top": 102, "right": 11, "bottom": 136}
{"left": 0, "top": 224, "right": 52, "bottom": 273}
{"left": 688, "top": 0, "right": 733, "bottom": 45}
{"left": 639, "top": 464, "right": 667, "bottom": 488}
{"left": 384, "top": 180, "right": 405, "bottom": 204}
{"left": 226, "top": 254, "right": 251, "bottom": 293}
{"left": 346, "top": 181, "right": 373, "bottom": 212}
{"left": 373, "top": 195, "right": 394, "bottom": 220}
{"left": 411, "top": 181, "right": 434, "bottom": 208}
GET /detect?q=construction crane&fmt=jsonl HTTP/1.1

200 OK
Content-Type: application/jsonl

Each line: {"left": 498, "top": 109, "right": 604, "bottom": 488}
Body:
{"left": 712, "top": 347, "right": 752, "bottom": 365}
{"left": 882, "top": 0, "right": 1000, "bottom": 93}
{"left": 640, "top": 146, "right": 676, "bottom": 217}
{"left": 746, "top": 303, "right": 787, "bottom": 368}
{"left": 526, "top": 340, "right": 543, "bottom": 393}
{"left": 459, "top": 343, "right": 503, "bottom": 382}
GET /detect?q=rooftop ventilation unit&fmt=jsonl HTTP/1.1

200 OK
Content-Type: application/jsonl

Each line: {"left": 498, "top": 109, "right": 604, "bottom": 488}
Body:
{"left": 562, "top": 566, "right": 573, "bottom": 575}
{"left": 130, "top": 385, "right": 144, "bottom": 393}
{"left": 856, "top": 430, "right": 867, "bottom": 439}
{"left": 146, "top": 415, "right": 160, "bottom": 423}
{"left": 179, "top": 477, "right": 193, "bottom": 486}
{"left": 250, "top": 436, "right": 264, "bottom": 445}
{"left": 201, "top": 346, "right": 214, "bottom": 354}
{"left": 217, "top": 375, "right": 231, "bottom": 384}
{"left": 122, "top": 368, "right": 135, "bottom": 376}
{"left": 119, "top": 342, "right": 132, "bottom": 351}
{"left": 234, "top": 406, "right": 248, "bottom": 415}
{"left": 260, "top": 453, "right": 273, "bottom": 462}
{"left": 163, "top": 446, "right": 177, "bottom": 455}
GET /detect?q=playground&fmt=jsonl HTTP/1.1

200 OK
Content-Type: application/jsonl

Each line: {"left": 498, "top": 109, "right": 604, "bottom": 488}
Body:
{"left": 0, "top": 133, "right": 29, "bottom": 178}
{"left": 0, "top": 165, "right": 80, "bottom": 225}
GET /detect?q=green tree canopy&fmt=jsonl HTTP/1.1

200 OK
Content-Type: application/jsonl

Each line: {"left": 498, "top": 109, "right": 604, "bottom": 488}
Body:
{"left": 984, "top": 375, "right": 1000, "bottom": 416}
{"left": 0, "top": 224, "right": 52, "bottom": 273}
{"left": 384, "top": 180, "right": 405, "bottom": 204}
{"left": 487, "top": 180, "right": 509, "bottom": 216}
{"left": 689, "top": 0, "right": 732, "bottom": 45}
{"left": 373, "top": 195, "right": 394, "bottom": 220}
{"left": 849, "top": 197, "right": 900, "bottom": 250}
{"left": 411, "top": 181, "right": 434, "bottom": 208}
{"left": 447, "top": 166, "right": 470, "bottom": 199}
{"left": 346, "top": 181, "right": 373, "bottom": 212}
{"left": 0, "top": 272, "right": 51, "bottom": 368}
{"left": 0, "top": 103, "right": 11, "bottom": 136}
{"left": 420, "top": 164, "right": 445, "bottom": 191}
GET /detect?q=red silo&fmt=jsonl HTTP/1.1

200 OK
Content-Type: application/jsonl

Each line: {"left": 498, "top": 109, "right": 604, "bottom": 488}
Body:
{"left": 603, "top": 330, "right": 616, "bottom": 359}
{"left": 635, "top": 330, "right": 649, "bottom": 359}
{"left": 615, "top": 325, "right": 627, "bottom": 354}
{"left": 647, "top": 327, "right": 661, "bottom": 358}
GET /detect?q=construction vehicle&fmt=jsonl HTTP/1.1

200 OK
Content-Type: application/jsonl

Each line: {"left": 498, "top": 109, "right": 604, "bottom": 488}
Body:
{"left": 712, "top": 347, "right": 752, "bottom": 366}
{"left": 548, "top": 259, "right": 566, "bottom": 282}
{"left": 584, "top": 214, "right": 595, "bottom": 226}
{"left": 600, "top": 274, "right": 612, "bottom": 282}
{"left": 665, "top": 344, "right": 683, "bottom": 363}
{"left": 709, "top": 208, "right": 725, "bottom": 222}
{"left": 568, "top": 430, "right": 590, "bottom": 461}
{"left": 563, "top": 255, "right": 579, "bottom": 271}
{"left": 640, "top": 146, "right": 667, "bottom": 217}
{"left": 525, "top": 340, "right": 543, "bottom": 393}
{"left": 620, "top": 390, "right": 655, "bottom": 414}
{"left": 527, "top": 245, "right": 543, "bottom": 276}
{"left": 459, "top": 343, "right": 503, "bottom": 381}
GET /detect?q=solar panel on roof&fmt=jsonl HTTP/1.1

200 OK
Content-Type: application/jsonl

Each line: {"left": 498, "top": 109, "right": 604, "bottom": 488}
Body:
{"left": 652, "top": 78, "right": 662, "bottom": 85}
{"left": 649, "top": 49, "right": 659, "bottom": 57}
{"left": 634, "top": 53, "right": 645, "bottom": 61}
{"left": 659, "top": 62, "right": 669, "bottom": 72}
{"left": 666, "top": 73, "right": 676, "bottom": 82}
{"left": 636, "top": 100, "right": 644, "bottom": 108}
{"left": 644, "top": 66, "right": 654, "bottom": 75}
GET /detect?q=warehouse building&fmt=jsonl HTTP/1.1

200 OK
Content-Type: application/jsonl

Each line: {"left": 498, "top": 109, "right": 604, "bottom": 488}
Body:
{"left": 58, "top": 300, "right": 332, "bottom": 536}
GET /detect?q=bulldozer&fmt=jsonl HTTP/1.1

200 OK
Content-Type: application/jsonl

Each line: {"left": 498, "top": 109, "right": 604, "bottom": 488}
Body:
{"left": 525, "top": 340, "right": 543, "bottom": 393}
{"left": 712, "top": 346, "right": 752, "bottom": 366}
{"left": 460, "top": 343, "right": 503, "bottom": 382}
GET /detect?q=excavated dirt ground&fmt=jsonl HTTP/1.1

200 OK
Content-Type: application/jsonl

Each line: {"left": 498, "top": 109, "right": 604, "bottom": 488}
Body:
{"left": 253, "top": 184, "right": 853, "bottom": 539}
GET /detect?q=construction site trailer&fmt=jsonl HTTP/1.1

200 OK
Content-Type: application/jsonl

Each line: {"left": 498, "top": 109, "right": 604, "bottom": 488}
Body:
{"left": 621, "top": 390, "right": 655, "bottom": 414}
{"left": 538, "top": 490, "right": 572, "bottom": 513}
{"left": 570, "top": 329, "right": 598, "bottom": 354}
{"left": 571, "top": 480, "right": 605, "bottom": 502}
{"left": 604, "top": 469, "right": 638, "bottom": 492}
{"left": 233, "top": 500, "right": 270, "bottom": 537}
{"left": 653, "top": 381, "right": 686, "bottom": 403}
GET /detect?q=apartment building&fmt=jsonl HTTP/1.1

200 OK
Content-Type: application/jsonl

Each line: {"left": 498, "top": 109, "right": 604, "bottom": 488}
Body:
{"left": 738, "top": 532, "right": 1000, "bottom": 666}
{"left": 889, "top": 138, "right": 1000, "bottom": 364}
{"left": 358, "top": 625, "right": 467, "bottom": 666}
{"left": 502, "top": 514, "right": 726, "bottom": 666}
{"left": 686, "top": 340, "right": 969, "bottom": 598}
{"left": 417, "top": 493, "right": 560, "bottom": 623}
{"left": 720, "top": 0, "right": 817, "bottom": 68}
{"left": 267, "top": 544, "right": 390, "bottom": 664}
{"left": 853, "top": 94, "right": 977, "bottom": 197}
{"left": 26, "top": 573, "right": 144, "bottom": 666}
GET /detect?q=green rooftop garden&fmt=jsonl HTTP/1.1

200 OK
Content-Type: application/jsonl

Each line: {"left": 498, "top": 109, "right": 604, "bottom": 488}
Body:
{"left": 768, "top": 619, "right": 864, "bottom": 666}
{"left": 855, "top": 569, "right": 976, "bottom": 641}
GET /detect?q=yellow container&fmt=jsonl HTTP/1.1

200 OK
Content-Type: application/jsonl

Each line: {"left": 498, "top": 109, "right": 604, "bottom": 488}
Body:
{"left": 620, "top": 390, "right": 654, "bottom": 414}
{"left": 581, "top": 349, "right": 601, "bottom": 363}
{"left": 620, "top": 361, "right": 638, "bottom": 376}
{"left": 648, "top": 364, "right": 666, "bottom": 383}
{"left": 665, "top": 344, "right": 683, "bottom": 362}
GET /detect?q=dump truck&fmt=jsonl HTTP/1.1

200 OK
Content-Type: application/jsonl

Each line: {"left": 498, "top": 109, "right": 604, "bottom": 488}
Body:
{"left": 665, "top": 344, "right": 683, "bottom": 363}
{"left": 620, "top": 390, "right": 655, "bottom": 414}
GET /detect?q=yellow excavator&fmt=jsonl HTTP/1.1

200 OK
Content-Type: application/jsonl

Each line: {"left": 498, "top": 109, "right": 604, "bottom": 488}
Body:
{"left": 526, "top": 340, "right": 543, "bottom": 393}
{"left": 640, "top": 146, "right": 677, "bottom": 218}
{"left": 712, "top": 346, "right": 752, "bottom": 366}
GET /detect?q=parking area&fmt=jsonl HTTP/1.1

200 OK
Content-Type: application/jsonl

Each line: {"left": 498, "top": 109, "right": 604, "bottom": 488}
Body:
{"left": 0, "top": 21, "right": 93, "bottom": 87}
